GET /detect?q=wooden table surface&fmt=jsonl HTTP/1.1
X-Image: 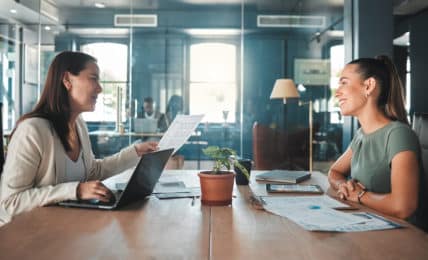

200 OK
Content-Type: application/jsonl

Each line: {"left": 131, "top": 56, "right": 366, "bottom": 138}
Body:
{"left": 0, "top": 170, "right": 427, "bottom": 260}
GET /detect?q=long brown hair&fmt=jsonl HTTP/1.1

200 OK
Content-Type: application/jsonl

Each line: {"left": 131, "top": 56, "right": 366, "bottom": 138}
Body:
{"left": 13, "top": 51, "right": 97, "bottom": 151}
{"left": 348, "top": 55, "right": 409, "bottom": 125}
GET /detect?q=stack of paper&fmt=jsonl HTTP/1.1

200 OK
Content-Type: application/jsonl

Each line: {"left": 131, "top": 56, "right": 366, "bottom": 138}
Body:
{"left": 154, "top": 177, "right": 200, "bottom": 199}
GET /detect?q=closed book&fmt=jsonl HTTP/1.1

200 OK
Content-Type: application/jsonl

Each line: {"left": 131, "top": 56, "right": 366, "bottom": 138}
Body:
{"left": 256, "top": 170, "right": 311, "bottom": 184}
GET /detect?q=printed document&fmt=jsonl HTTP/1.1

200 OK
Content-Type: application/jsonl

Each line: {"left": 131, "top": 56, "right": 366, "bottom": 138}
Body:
{"left": 325, "top": 212, "right": 402, "bottom": 232}
{"left": 261, "top": 195, "right": 352, "bottom": 209}
{"left": 261, "top": 196, "right": 401, "bottom": 232}
{"left": 262, "top": 196, "right": 364, "bottom": 229}
{"left": 158, "top": 114, "right": 204, "bottom": 153}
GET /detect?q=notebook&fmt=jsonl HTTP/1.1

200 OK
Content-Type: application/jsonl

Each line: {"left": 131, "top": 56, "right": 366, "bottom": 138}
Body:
{"left": 134, "top": 118, "right": 158, "bottom": 133}
{"left": 256, "top": 170, "right": 311, "bottom": 184}
{"left": 58, "top": 148, "right": 174, "bottom": 210}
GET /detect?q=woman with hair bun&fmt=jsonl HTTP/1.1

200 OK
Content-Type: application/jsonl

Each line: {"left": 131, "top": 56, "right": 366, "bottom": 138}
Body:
{"left": 328, "top": 55, "right": 427, "bottom": 231}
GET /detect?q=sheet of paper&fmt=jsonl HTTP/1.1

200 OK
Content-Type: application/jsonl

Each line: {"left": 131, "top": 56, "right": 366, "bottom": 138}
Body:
{"left": 158, "top": 114, "right": 204, "bottom": 154}
{"left": 261, "top": 196, "right": 401, "bottom": 232}
{"left": 158, "top": 176, "right": 182, "bottom": 184}
{"left": 155, "top": 187, "right": 201, "bottom": 199}
{"left": 306, "top": 212, "right": 402, "bottom": 232}
{"left": 154, "top": 181, "right": 186, "bottom": 193}
{"left": 102, "top": 168, "right": 134, "bottom": 191}
{"left": 266, "top": 204, "right": 365, "bottom": 229}
{"left": 261, "top": 195, "right": 352, "bottom": 209}
{"left": 262, "top": 196, "right": 364, "bottom": 229}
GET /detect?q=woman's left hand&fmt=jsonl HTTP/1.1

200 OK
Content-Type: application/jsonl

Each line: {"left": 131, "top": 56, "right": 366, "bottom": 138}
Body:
{"left": 338, "top": 180, "right": 364, "bottom": 203}
{"left": 134, "top": 141, "right": 158, "bottom": 156}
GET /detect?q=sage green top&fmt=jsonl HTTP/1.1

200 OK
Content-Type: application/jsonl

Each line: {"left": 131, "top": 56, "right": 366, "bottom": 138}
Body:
{"left": 350, "top": 121, "right": 420, "bottom": 193}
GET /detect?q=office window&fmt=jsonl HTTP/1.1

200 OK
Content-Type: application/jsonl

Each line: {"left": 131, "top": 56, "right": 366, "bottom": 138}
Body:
{"left": 189, "top": 43, "right": 237, "bottom": 123}
{"left": 0, "top": 37, "right": 17, "bottom": 131}
{"left": 406, "top": 55, "right": 411, "bottom": 113}
{"left": 81, "top": 42, "right": 128, "bottom": 122}
{"left": 329, "top": 44, "right": 344, "bottom": 124}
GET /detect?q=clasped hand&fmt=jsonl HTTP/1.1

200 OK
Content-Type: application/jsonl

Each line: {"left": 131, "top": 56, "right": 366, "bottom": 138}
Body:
{"left": 336, "top": 179, "right": 365, "bottom": 203}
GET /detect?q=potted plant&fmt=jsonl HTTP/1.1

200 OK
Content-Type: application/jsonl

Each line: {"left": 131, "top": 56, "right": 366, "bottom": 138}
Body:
{"left": 198, "top": 146, "right": 250, "bottom": 206}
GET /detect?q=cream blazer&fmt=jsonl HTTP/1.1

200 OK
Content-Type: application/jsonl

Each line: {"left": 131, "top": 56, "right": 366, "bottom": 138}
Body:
{"left": 0, "top": 117, "right": 139, "bottom": 226}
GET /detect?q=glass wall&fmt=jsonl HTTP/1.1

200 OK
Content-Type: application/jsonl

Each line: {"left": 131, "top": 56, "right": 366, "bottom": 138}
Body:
{"left": 241, "top": 1, "right": 344, "bottom": 171}
{"left": 0, "top": 0, "right": 344, "bottom": 171}
{"left": 0, "top": 23, "right": 18, "bottom": 131}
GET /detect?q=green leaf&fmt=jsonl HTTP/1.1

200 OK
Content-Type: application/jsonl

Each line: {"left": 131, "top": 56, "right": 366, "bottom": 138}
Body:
{"left": 202, "top": 146, "right": 238, "bottom": 173}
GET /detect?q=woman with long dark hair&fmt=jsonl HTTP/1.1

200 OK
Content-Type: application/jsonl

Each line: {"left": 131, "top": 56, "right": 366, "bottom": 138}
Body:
{"left": 0, "top": 51, "right": 158, "bottom": 226}
{"left": 328, "top": 55, "right": 426, "bottom": 231}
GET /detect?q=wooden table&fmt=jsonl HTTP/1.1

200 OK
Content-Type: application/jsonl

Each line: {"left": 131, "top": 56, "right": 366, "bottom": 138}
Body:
{"left": 1, "top": 170, "right": 427, "bottom": 260}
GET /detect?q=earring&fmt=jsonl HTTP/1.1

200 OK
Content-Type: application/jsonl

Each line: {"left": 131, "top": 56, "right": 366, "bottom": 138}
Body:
{"left": 365, "top": 92, "right": 369, "bottom": 98}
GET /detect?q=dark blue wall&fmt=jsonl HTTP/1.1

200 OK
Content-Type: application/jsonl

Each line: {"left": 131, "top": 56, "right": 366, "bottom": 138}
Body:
{"left": 410, "top": 9, "right": 428, "bottom": 114}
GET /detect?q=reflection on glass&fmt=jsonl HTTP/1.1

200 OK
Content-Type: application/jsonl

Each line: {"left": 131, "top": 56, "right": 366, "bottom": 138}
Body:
{"left": 81, "top": 43, "right": 128, "bottom": 122}
{"left": 329, "top": 44, "right": 344, "bottom": 124}
{"left": 0, "top": 0, "right": 344, "bottom": 169}
{"left": 190, "top": 43, "right": 237, "bottom": 123}
{"left": 0, "top": 24, "right": 18, "bottom": 130}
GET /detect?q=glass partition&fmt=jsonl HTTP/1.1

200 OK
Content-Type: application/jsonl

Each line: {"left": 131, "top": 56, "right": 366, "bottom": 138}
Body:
{"left": 241, "top": 0, "right": 344, "bottom": 172}
{"left": 0, "top": 22, "right": 18, "bottom": 131}
{"left": 0, "top": 0, "right": 343, "bottom": 171}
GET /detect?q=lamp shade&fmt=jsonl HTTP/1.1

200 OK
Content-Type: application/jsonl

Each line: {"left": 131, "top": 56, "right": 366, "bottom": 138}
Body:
{"left": 270, "top": 79, "right": 300, "bottom": 103}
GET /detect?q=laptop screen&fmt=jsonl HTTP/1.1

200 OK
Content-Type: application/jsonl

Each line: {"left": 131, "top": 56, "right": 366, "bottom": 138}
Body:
{"left": 58, "top": 148, "right": 173, "bottom": 209}
{"left": 116, "top": 148, "right": 174, "bottom": 206}
{"left": 134, "top": 118, "right": 158, "bottom": 133}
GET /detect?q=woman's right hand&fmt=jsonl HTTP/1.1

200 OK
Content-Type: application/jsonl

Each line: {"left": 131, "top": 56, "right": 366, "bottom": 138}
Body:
{"left": 336, "top": 180, "right": 356, "bottom": 200}
{"left": 76, "top": 180, "right": 112, "bottom": 202}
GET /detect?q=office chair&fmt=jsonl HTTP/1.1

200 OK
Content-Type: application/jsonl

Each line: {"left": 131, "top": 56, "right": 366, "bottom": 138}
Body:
{"left": 252, "top": 122, "right": 309, "bottom": 170}
{"left": 412, "top": 112, "right": 428, "bottom": 232}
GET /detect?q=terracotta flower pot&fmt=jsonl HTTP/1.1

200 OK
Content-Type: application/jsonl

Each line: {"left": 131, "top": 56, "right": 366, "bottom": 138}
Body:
{"left": 198, "top": 171, "right": 235, "bottom": 206}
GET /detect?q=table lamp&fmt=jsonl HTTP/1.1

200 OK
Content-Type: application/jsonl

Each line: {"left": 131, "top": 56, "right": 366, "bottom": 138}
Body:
{"left": 270, "top": 79, "right": 300, "bottom": 103}
{"left": 270, "top": 79, "right": 313, "bottom": 172}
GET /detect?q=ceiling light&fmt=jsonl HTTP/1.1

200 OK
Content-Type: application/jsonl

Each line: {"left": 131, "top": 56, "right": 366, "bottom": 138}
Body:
{"left": 94, "top": 3, "right": 106, "bottom": 8}
{"left": 44, "top": 26, "right": 51, "bottom": 31}
{"left": 10, "top": 9, "right": 17, "bottom": 14}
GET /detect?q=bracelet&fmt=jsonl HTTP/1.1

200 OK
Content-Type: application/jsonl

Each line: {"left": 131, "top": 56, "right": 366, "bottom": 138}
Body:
{"left": 357, "top": 189, "right": 367, "bottom": 204}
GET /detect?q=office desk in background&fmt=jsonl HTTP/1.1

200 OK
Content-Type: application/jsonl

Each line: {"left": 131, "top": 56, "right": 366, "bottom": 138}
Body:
{"left": 89, "top": 130, "right": 164, "bottom": 138}
{"left": 89, "top": 130, "right": 164, "bottom": 157}
{"left": 89, "top": 131, "right": 208, "bottom": 168}
{"left": 0, "top": 171, "right": 427, "bottom": 260}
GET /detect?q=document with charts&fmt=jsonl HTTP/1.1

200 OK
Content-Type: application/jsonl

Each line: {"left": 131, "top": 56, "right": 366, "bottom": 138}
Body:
{"left": 261, "top": 196, "right": 401, "bottom": 232}
{"left": 158, "top": 114, "right": 204, "bottom": 154}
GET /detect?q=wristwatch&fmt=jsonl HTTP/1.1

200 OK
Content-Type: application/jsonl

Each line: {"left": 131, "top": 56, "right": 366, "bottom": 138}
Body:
{"left": 357, "top": 189, "right": 367, "bottom": 204}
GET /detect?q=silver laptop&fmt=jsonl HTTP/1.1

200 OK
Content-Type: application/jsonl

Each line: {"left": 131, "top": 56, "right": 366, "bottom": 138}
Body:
{"left": 58, "top": 148, "right": 174, "bottom": 209}
{"left": 134, "top": 118, "right": 158, "bottom": 133}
